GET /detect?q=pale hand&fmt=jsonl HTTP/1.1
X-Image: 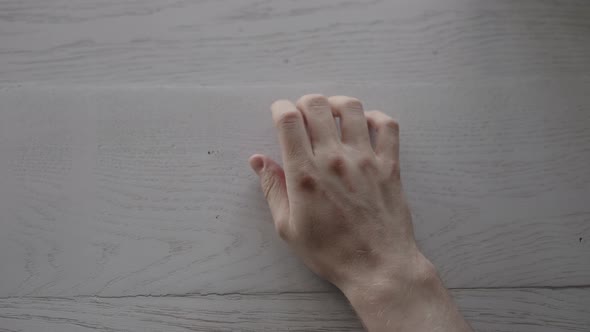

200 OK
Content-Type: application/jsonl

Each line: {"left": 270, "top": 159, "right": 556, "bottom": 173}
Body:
{"left": 249, "top": 94, "right": 471, "bottom": 332}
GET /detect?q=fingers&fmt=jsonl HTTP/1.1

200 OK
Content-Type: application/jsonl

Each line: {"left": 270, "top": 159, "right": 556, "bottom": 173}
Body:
{"left": 249, "top": 154, "right": 292, "bottom": 240}
{"left": 296, "top": 94, "right": 340, "bottom": 149}
{"left": 328, "top": 96, "right": 371, "bottom": 148}
{"left": 365, "top": 111, "right": 399, "bottom": 161}
{"left": 271, "top": 100, "right": 313, "bottom": 171}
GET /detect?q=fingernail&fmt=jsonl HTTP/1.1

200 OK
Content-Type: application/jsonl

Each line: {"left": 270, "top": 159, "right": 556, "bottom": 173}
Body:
{"left": 249, "top": 156, "right": 264, "bottom": 175}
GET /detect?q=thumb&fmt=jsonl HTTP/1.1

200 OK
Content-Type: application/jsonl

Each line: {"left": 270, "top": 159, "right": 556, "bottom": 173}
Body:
{"left": 249, "top": 154, "right": 291, "bottom": 239}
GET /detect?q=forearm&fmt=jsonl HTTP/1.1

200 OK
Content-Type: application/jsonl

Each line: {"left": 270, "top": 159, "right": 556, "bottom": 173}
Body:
{"left": 340, "top": 253, "right": 472, "bottom": 332}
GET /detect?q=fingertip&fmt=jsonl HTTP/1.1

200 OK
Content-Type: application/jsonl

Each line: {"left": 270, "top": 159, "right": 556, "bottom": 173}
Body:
{"left": 328, "top": 95, "right": 362, "bottom": 108}
{"left": 271, "top": 100, "right": 302, "bottom": 126}
{"left": 295, "top": 94, "right": 328, "bottom": 110}
{"left": 271, "top": 99, "right": 296, "bottom": 112}
{"left": 249, "top": 154, "right": 265, "bottom": 175}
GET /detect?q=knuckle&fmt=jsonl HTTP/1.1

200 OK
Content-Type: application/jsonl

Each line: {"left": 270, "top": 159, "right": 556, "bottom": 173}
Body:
{"left": 276, "top": 110, "right": 301, "bottom": 128}
{"left": 382, "top": 118, "right": 399, "bottom": 132}
{"left": 295, "top": 163, "right": 318, "bottom": 191}
{"left": 297, "top": 173, "right": 317, "bottom": 192}
{"left": 298, "top": 94, "right": 329, "bottom": 109}
{"left": 330, "top": 96, "right": 364, "bottom": 112}
{"left": 358, "top": 156, "right": 377, "bottom": 171}
{"left": 327, "top": 154, "right": 344, "bottom": 165}
{"left": 341, "top": 97, "right": 363, "bottom": 112}
{"left": 327, "top": 155, "right": 346, "bottom": 176}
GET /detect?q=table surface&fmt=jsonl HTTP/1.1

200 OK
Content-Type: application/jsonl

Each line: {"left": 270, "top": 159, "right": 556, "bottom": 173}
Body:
{"left": 0, "top": 1, "right": 589, "bottom": 331}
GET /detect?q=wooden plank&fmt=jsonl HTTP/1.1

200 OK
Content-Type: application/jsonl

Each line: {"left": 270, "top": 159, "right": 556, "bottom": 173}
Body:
{"left": 0, "top": 0, "right": 589, "bottom": 85}
{"left": 0, "top": 82, "right": 589, "bottom": 297}
{"left": 0, "top": 288, "right": 589, "bottom": 332}
{"left": 453, "top": 288, "right": 590, "bottom": 332}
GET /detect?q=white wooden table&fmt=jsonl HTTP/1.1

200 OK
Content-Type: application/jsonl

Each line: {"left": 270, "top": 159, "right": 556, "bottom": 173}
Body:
{"left": 0, "top": 1, "right": 589, "bottom": 331}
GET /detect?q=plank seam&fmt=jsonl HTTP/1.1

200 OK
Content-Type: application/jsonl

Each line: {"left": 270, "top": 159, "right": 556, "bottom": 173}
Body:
{"left": 1, "top": 285, "right": 589, "bottom": 300}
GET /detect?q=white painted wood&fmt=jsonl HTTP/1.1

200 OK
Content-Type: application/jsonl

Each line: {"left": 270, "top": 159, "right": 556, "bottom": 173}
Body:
{"left": 0, "top": 293, "right": 362, "bottom": 332}
{"left": 1, "top": 288, "right": 589, "bottom": 332}
{"left": 452, "top": 288, "right": 590, "bottom": 332}
{"left": 2, "top": 0, "right": 589, "bottom": 329}
{"left": 0, "top": 0, "right": 589, "bottom": 86}
{"left": 0, "top": 82, "right": 588, "bottom": 297}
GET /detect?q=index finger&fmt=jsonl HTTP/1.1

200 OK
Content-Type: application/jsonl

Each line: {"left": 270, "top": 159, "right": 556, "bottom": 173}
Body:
{"left": 271, "top": 99, "right": 313, "bottom": 170}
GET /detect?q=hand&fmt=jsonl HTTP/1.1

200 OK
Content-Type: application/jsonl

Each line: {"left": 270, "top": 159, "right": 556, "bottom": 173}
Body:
{"left": 249, "top": 94, "right": 471, "bottom": 332}
{"left": 249, "top": 94, "right": 422, "bottom": 287}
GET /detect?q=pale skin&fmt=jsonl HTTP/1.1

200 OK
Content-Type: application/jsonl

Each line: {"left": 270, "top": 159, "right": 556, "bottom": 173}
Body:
{"left": 249, "top": 94, "right": 472, "bottom": 332}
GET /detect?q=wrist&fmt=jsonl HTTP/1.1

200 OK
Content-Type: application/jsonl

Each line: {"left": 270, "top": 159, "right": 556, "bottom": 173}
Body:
{"left": 338, "top": 252, "right": 471, "bottom": 332}
{"left": 338, "top": 251, "right": 442, "bottom": 312}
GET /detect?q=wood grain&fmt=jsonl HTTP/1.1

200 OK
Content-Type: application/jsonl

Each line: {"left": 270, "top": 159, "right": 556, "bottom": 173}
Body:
{"left": 0, "top": 288, "right": 588, "bottom": 332}
{"left": 2, "top": 0, "right": 589, "bottom": 330}
{"left": 0, "top": 82, "right": 588, "bottom": 297}
{"left": 0, "top": 0, "right": 589, "bottom": 86}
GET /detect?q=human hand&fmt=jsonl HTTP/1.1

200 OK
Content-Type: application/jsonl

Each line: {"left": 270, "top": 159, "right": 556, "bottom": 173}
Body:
{"left": 249, "top": 94, "right": 426, "bottom": 289}
{"left": 249, "top": 94, "right": 470, "bottom": 331}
